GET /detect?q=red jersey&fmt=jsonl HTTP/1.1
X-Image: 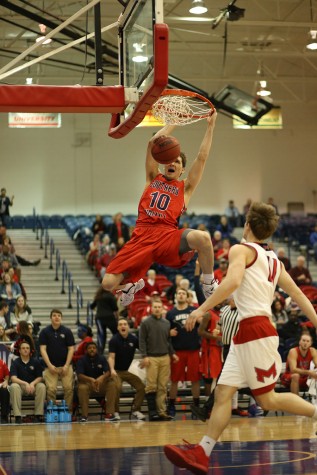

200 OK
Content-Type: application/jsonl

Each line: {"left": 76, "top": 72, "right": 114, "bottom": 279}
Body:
{"left": 136, "top": 174, "right": 186, "bottom": 228}
{"left": 0, "top": 359, "right": 9, "bottom": 382}
{"left": 285, "top": 346, "right": 313, "bottom": 373}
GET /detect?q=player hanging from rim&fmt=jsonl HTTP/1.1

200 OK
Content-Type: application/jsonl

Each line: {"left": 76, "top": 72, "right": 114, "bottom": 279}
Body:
{"left": 164, "top": 201, "right": 317, "bottom": 475}
{"left": 102, "top": 112, "right": 218, "bottom": 306}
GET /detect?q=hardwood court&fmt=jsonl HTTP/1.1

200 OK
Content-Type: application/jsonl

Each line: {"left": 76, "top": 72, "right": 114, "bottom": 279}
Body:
{"left": 1, "top": 414, "right": 317, "bottom": 475}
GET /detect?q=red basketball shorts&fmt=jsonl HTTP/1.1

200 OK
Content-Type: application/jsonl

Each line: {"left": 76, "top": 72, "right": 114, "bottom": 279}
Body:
{"left": 170, "top": 350, "right": 201, "bottom": 382}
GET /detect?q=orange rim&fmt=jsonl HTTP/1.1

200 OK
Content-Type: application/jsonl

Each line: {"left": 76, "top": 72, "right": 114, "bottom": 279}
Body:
{"left": 160, "top": 89, "right": 215, "bottom": 115}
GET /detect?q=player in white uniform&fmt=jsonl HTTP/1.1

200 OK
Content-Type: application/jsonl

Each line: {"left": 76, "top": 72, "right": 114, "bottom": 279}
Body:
{"left": 164, "top": 202, "right": 317, "bottom": 475}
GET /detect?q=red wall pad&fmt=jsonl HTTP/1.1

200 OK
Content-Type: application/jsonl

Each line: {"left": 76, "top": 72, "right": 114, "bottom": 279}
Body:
{"left": 0, "top": 85, "right": 125, "bottom": 113}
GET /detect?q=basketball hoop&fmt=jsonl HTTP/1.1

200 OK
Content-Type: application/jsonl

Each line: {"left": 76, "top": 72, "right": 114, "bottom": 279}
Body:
{"left": 151, "top": 89, "right": 215, "bottom": 126}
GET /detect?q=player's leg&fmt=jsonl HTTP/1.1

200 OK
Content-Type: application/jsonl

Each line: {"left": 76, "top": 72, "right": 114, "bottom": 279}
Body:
{"left": 102, "top": 272, "right": 124, "bottom": 291}
{"left": 256, "top": 390, "right": 317, "bottom": 418}
{"left": 290, "top": 373, "right": 300, "bottom": 394}
{"left": 180, "top": 229, "right": 218, "bottom": 298}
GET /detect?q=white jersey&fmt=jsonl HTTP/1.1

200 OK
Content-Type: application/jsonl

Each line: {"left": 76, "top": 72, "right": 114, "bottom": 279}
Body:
{"left": 233, "top": 242, "right": 281, "bottom": 321}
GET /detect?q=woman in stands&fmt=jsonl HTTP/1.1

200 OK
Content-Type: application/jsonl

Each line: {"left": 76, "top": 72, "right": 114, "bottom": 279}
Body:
{"left": 11, "top": 295, "right": 33, "bottom": 327}
{"left": 0, "top": 273, "right": 22, "bottom": 312}
{"left": 11, "top": 320, "right": 36, "bottom": 356}
{"left": 90, "top": 286, "right": 118, "bottom": 354}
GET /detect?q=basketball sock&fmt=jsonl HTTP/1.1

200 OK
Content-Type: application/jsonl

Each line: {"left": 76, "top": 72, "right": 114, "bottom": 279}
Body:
{"left": 312, "top": 406, "right": 317, "bottom": 420}
{"left": 202, "top": 273, "right": 215, "bottom": 285}
{"left": 199, "top": 435, "right": 216, "bottom": 457}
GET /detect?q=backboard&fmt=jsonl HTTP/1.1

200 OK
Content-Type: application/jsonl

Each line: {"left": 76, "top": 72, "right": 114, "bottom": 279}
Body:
{"left": 109, "top": 0, "right": 168, "bottom": 138}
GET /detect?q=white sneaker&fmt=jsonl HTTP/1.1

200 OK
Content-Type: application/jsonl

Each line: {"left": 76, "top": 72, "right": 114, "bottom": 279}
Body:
{"left": 114, "top": 412, "right": 121, "bottom": 421}
{"left": 131, "top": 411, "right": 146, "bottom": 421}
{"left": 119, "top": 279, "right": 145, "bottom": 306}
{"left": 202, "top": 278, "right": 219, "bottom": 300}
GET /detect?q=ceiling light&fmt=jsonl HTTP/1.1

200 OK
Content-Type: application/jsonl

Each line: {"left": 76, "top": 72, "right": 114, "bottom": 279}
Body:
{"left": 257, "top": 80, "right": 271, "bottom": 97}
{"left": 306, "top": 30, "right": 317, "bottom": 50}
{"left": 189, "top": 0, "right": 208, "bottom": 15}
{"left": 132, "top": 43, "right": 148, "bottom": 63}
{"left": 35, "top": 23, "right": 52, "bottom": 45}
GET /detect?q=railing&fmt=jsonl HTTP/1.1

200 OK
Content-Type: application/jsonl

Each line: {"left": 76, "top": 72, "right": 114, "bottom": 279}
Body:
{"left": 76, "top": 286, "right": 83, "bottom": 325}
{"left": 86, "top": 301, "right": 94, "bottom": 327}
{"left": 49, "top": 238, "right": 55, "bottom": 269}
{"left": 67, "top": 272, "right": 74, "bottom": 309}
{"left": 55, "top": 249, "right": 60, "bottom": 281}
{"left": 61, "top": 260, "right": 68, "bottom": 295}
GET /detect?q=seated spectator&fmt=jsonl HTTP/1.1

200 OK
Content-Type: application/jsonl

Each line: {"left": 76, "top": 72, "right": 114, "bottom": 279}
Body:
{"left": 277, "top": 247, "right": 291, "bottom": 272}
{"left": 211, "top": 230, "right": 223, "bottom": 254}
{"left": 216, "top": 216, "right": 233, "bottom": 238}
{"left": 214, "top": 258, "right": 228, "bottom": 283}
{"left": 0, "top": 301, "right": 10, "bottom": 330}
{"left": 0, "top": 356, "right": 10, "bottom": 423}
{"left": 76, "top": 341, "right": 119, "bottom": 422}
{"left": 86, "top": 234, "right": 102, "bottom": 268}
{"left": 0, "top": 236, "right": 40, "bottom": 266}
{"left": 11, "top": 320, "right": 36, "bottom": 357}
{"left": 10, "top": 341, "right": 46, "bottom": 423}
{"left": 0, "top": 324, "right": 10, "bottom": 344}
{"left": 11, "top": 295, "right": 33, "bottom": 328}
{"left": 108, "top": 212, "right": 130, "bottom": 246}
{"left": 224, "top": 200, "right": 241, "bottom": 227}
{"left": 278, "top": 304, "right": 303, "bottom": 342}
{"left": 0, "top": 245, "right": 19, "bottom": 269}
{"left": 310, "top": 224, "right": 317, "bottom": 261}
{"left": 165, "top": 274, "right": 184, "bottom": 304}
{"left": 91, "top": 214, "right": 107, "bottom": 236}
{"left": 271, "top": 299, "right": 288, "bottom": 330}
{"left": 142, "top": 269, "right": 162, "bottom": 301}
{"left": 289, "top": 256, "right": 313, "bottom": 287}
{"left": 73, "top": 325, "right": 93, "bottom": 364}
{"left": 95, "top": 244, "right": 117, "bottom": 280}
{"left": 39, "top": 309, "right": 75, "bottom": 413}
{"left": 197, "top": 223, "right": 211, "bottom": 236}
{"left": 108, "top": 318, "right": 146, "bottom": 421}
{"left": 280, "top": 333, "right": 317, "bottom": 395}
{"left": 215, "top": 238, "right": 231, "bottom": 262}
{"left": 0, "top": 273, "right": 22, "bottom": 312}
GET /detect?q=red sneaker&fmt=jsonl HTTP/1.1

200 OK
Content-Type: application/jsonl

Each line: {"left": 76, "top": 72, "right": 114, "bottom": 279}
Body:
{"left": 231, "top": 408, "right": 249, "bottom": 417}
{"left": 164, "top": 442, "right": 209, "bottom": 475}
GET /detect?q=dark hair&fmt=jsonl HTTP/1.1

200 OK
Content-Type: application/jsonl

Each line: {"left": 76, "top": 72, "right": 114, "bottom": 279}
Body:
{"left": 78, "top": 324, "right": 93, "bottom": 337}
{"left": 246, "top": 202, "right": 279, "bottom": 240}
{"left": 0, "top": 301, "right": 8, "bottom": 311}
{"left": 85, "top": 341, "right": 97, "bottom": 350}
{"left": 180, "top": 152, "right": 187, "bottom": 168}
{"left": 50, "top": 308, "right": 63, "bottom": 318}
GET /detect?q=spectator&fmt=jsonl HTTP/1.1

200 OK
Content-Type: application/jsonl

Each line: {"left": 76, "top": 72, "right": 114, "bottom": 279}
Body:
{"left": 271, "top": 299, "right": 288, "bottom": 330}
{"left": 215, "top": 238, "right": 231, "bottom": 262}
{"left": 0, "top": 324, "right": 10, "bottom": 343}
{"left": 0, "top": 301, "right": 10, "bottom": 330}
{"left": 86, "top": 234, "right": 102, "bottom": 269}
{"left": 277, "top": 247, "right": 291, "bottom": 272}
{"left": 278, "top": 304, "right": 303, "bottom": 342}
{"left": 224, "top": 200, "right": 241, "bottom": 227}
{"left": 108, "top": 318, "right": 146, "bottom": 421}
{"left": 289, "top": 256, "right": 312, "bottom": 287}
{"left": 0, "top": 273, "right": 22, "bottom": 312}
{"left": 165, "top": 273, "right": 184, "bottom": 304}
{"left": 216, "top": 216, "right": 233, "bottom": 239}
{"left": 281, "top": 333, "right": 317, "bottom": 395}
{"left": 139, "top": 299, "right": 177, "bottom": 421}
{"left": 10, "top": 340, "right": 46, "bottom": 424}
{"left": 309, "top": 224, "right": 317, "bottom": 261}
{"left": 72, "top": 325, "right": 93, "bottom": 364}
{"left": 142, "top": 269, "right": 162, "bottom": 301}
{"left": 11, "top": 320, "right": 36, "bottom": 357}
{"left": 11, "top": 295, "right": 33, "bottom": 328}
{"left": 211, "top": 231, "right": 223, "bottom": 255}
{"left": 197, "top": 223, "right": 211, "bottom": 236}
{"left": 0, "top": 356, "right": 10, "bottom": 423}
{"left": 166, "top": 288, "right": 201, "bottom": 417}
{"left": 76, "top": 341, "right": 119, "bottom": 422}
{"left": 214, "top": 259, "right": 228, "bottom": 283}
{"left": 267, "top": 197, "right": 279, "bottom": 214}
{"left": 90, "top": 287, "right": 118, "bottom": 354}
{"left": 0, "top": 245, "right": 19, "bottom": 269}
{"left": 0, "top": 188, "right": 14, "bottom": 227}
{"left": 39, "top": 309, "right": 75, "bottom": 413}
{"left": 95, "top": 244, "right": 117, "bottom": 280}
{"left": 91, "top": 214, "right": 107, "bottom": 236}
{"left": 108, "top": 212, "right": 130, "bottom": 246}
{"left": 242, "top": 198, "right": 252, "bottom": 218}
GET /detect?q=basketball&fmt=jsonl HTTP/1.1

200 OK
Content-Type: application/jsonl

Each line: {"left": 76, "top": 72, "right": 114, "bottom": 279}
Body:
{"left": 151, "top": 135, "right": 181, "bottom": 165}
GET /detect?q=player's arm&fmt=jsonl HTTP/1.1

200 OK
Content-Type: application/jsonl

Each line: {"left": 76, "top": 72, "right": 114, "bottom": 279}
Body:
{"left": 277, "top": 265, "right": 317, "bottom": 328}
{"left": 184, "top": 112, "right": 217, "bottom": 204}
{"left": 186, "top": 244, "right": 250, "bottom": 330}
{"left": 145, "top": 125, "right": 176, "bottom": 185}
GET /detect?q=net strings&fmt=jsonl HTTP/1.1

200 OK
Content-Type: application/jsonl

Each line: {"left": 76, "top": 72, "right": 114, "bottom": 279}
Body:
{"left": 151, "top": 95, "right": 212, "bottom": 125}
